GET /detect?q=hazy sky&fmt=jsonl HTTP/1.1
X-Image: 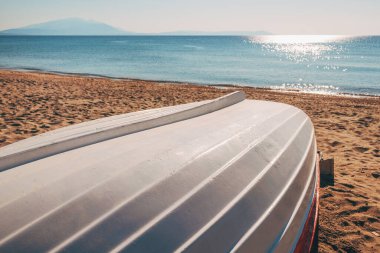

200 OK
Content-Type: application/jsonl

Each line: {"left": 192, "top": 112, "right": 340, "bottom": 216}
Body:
{"left": 0, "top": 0, "right": 379, "bottom": 34}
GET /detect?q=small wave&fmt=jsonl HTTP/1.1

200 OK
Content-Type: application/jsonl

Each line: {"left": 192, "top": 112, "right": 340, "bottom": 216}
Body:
{"left": 269, "top": 83, "right": 340, "bottom": 95}
{"left": 183, "top": 45, "right": 204, "bottom": 50}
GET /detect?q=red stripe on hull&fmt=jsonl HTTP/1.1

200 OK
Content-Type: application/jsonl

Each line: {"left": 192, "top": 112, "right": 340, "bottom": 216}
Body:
{"left": 294, "top": 155, "right": 320, "bottom": 253}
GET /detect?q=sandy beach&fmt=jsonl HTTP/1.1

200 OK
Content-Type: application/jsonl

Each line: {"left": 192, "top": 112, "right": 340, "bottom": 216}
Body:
{"left": 0, "top": 69, "right": 379, "bottom": 252}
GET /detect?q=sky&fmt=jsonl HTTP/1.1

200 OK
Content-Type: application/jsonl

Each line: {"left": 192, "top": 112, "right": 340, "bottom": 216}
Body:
{"left": 0, "top": 0, "right": 379, "bottom": 35}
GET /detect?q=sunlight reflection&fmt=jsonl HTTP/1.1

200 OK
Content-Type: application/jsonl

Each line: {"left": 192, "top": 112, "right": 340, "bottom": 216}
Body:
{"left": 251, "top": 35, "right": 349, "bottom": 44}
{"left": 270, "top": 83, "right": 340, "bottom": 95}
{"left": 248, "top": 35, "right": 349, "bottom": 63}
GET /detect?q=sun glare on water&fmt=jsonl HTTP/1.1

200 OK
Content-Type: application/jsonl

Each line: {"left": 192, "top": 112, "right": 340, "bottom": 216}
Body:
{"left": 248, "top": 35, "right": 350, "bottom": 63}
{"left": 245, "top": 35, "right": 354, "bottom": 94}
{"left": 252, "top": 35, "right": 348, "bottom": 44}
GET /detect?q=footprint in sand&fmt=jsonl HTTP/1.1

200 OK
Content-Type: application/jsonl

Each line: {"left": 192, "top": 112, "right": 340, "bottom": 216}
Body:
{"left": 341, "top": 183, "right": 355, "bottom": 189}
{"left": 363, "top": 234, "right": 374, "bottom": 242}
{"left": 338, "top": 205, "right": 371, "bottom": 217}
{"left": 356, "top": 205, "right": 371, "bottom": 213}
{"left": 345, "top": 198, "right": 358, "bottom": 206}
{"left": 353, "top": 146, "right": 369, "bottom": 153}
{"left": 321, "top": 193, "right": 333, "bottom": 199}
{"left": 30, "top": 128, "right": 39, "bottom": 133}
{"left": 10, "top": 122, "right": 21, "bottom": 127}
{"left": 367, "top": 217, "right": 379, "bottom": 223}
{"left": 329, "top": 140, "right": 342, "bottom": 147}
{"left": 353, "top": 220, "right": 365, "bottom": 227}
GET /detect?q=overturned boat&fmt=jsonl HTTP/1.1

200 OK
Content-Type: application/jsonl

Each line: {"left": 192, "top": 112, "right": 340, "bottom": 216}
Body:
{"left": 0, "top": 91, "right": 319, "bottom": 253}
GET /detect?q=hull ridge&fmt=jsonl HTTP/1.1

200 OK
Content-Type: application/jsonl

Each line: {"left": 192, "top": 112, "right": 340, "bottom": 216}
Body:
{"left": 0, "top": 91, "right": 318, "bottom": 252}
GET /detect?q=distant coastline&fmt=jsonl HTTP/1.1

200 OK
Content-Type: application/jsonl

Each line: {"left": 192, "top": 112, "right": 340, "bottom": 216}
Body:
{"left": 0, "top": 18, "right": 272, "bottom": 36}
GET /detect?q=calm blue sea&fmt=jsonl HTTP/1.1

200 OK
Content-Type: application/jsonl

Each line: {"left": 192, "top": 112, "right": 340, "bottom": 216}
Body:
{"left": 0, "top": 35, "right": 379, "bottom": 95}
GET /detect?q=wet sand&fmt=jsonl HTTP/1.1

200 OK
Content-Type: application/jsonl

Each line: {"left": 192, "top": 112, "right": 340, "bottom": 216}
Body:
{"left": 0, "top": 70, "right": 379, "bottom": 252}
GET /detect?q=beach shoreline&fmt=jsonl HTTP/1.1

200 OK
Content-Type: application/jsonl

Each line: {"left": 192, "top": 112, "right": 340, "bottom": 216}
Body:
{"left": 1, "top": 67, "right": 379, "bottom": 98}
{"left": 0, "top": 69, "right": 379, "bottom": 252}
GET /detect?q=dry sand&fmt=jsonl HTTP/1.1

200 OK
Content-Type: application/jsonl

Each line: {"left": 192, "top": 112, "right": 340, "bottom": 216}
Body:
{"left": 0, "top": 70, "right": 379, "bottom": 252}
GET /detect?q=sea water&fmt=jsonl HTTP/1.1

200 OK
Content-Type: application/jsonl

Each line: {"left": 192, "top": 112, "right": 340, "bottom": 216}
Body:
{"left": 0, "top": 35, "right": 379, "bottom": 95}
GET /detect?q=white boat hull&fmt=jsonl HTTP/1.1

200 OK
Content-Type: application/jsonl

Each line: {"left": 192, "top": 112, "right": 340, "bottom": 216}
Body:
{"left": 0, "top": 91, "right": 318, "bottom": 252}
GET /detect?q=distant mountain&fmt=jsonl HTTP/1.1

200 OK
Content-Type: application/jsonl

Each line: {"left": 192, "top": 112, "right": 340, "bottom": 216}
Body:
{"left": 0, "top": 18, "right": 272, "bottom": 36}
{"left": 0, "top": 18, "right": 134, "bottom": 35}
